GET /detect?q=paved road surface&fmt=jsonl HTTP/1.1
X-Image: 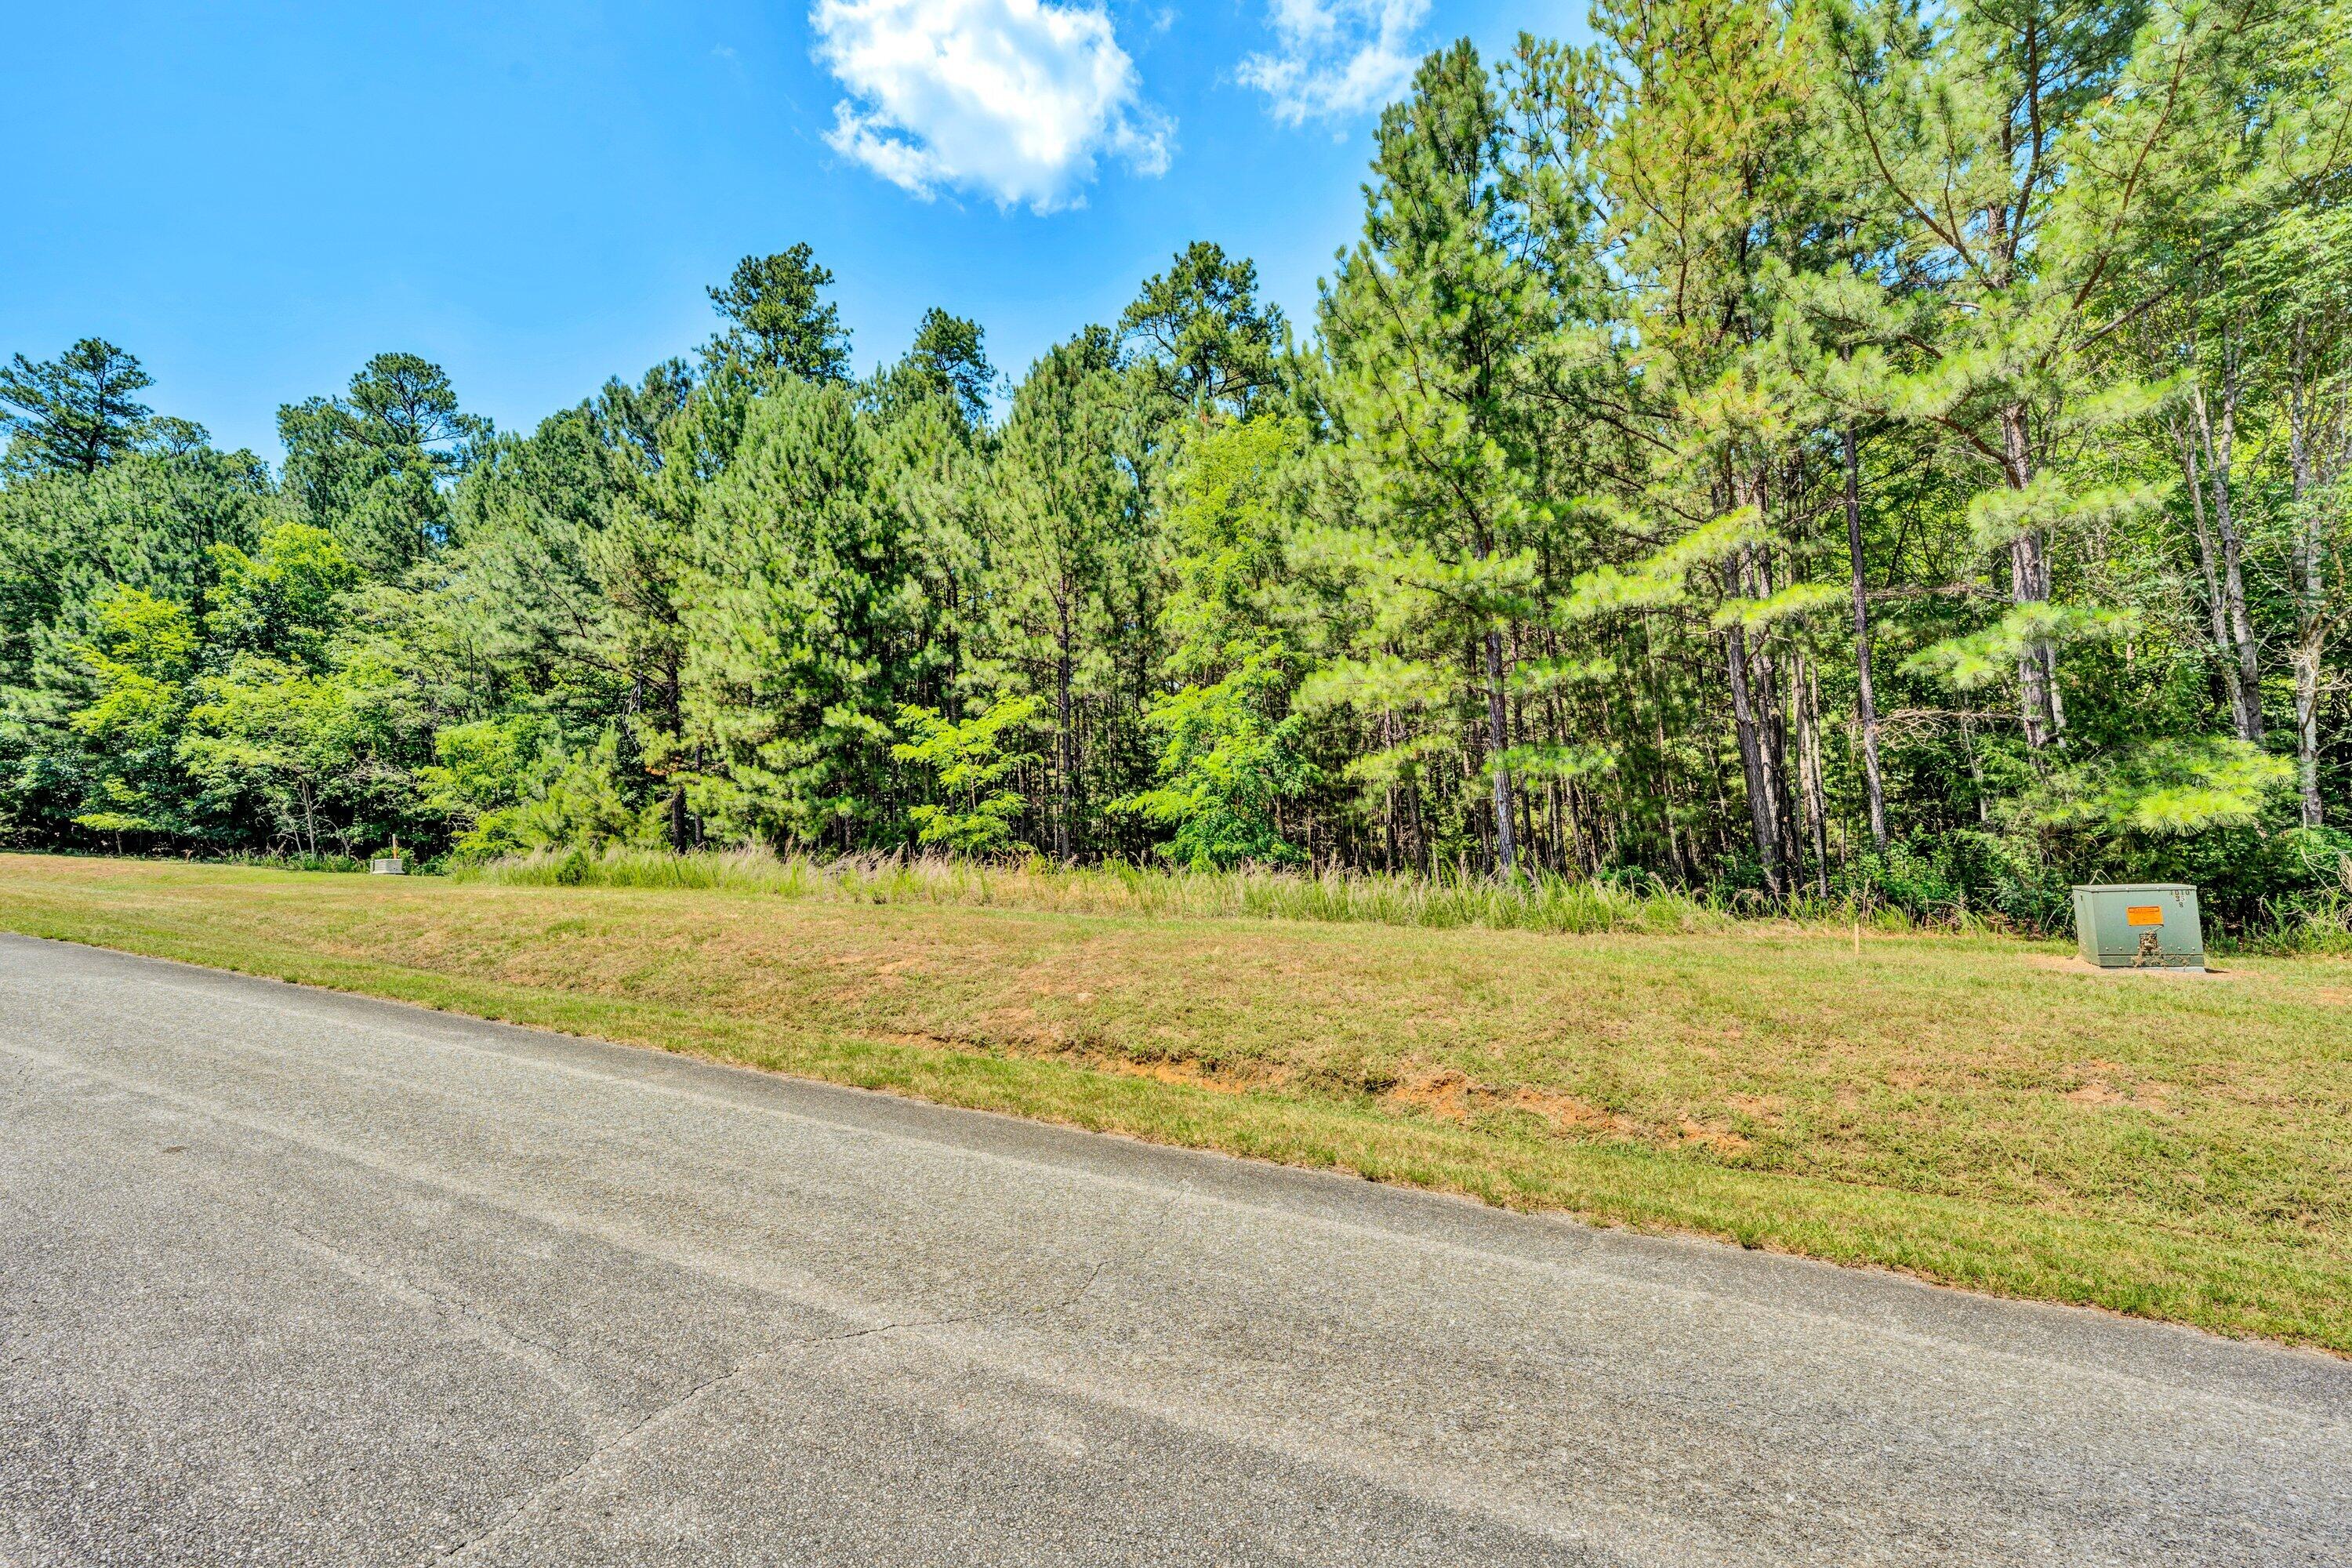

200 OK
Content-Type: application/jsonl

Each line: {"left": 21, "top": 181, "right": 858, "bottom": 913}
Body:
{"left": 2, "top": 933, "right": 2347, "bottom": 1566}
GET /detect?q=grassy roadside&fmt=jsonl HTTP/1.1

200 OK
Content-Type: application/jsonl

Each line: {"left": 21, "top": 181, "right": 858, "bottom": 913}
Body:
{"left": 4, "top": 852, "right": 2348, "bottom": 1353}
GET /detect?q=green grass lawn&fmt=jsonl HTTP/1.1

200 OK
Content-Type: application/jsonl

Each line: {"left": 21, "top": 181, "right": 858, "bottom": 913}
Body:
{"left": 5, "top": 851, "right": 2348, "bottom": 1352}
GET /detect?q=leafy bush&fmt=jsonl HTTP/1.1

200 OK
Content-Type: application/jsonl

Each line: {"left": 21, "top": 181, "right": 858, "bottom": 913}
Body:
{"left": 1838, "top": 841, "right": 1968, "bottom": 920}
{"left": 890, "top": 696, "right": 1041, "bottom": 854}
{"left": 1114, "top": 655, "right": 1316, "bottom": 869}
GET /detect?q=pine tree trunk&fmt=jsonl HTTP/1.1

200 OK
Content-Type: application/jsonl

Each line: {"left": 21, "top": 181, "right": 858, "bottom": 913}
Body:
{"left": 1376, "top": 712, "right": 1400, "bottom": 872}
{"left": 1757, "top": 641, "right": 1799, "bottom": 889}
{"left": 1055, "top": 595, "right": 1074, "bottom": 862}
{"left": 1722, "top": 552, "right": 1784, "bottom": 895}
{"left": 1961, "top": 715, "right": 1991, "bottom": 825}
{"left": 2000, "top": 403, "right": 2059, "bottom": 751}
{"left": 1798, "top": 654, "right": 1830, "bottom": 897}
{"left": 1483, "top": 626, "right": 1516, "bottom": 873}
{"left": 1842, "top": 423, "right": 1888, "bottom": 850}
{"left": 1744, "top": 529, "right": 1799, "bottom": 887}
{"left": 2172, "top": 418, "right": 2245, "bottom": 728}
{"left": 1655, "top": 706, "right": 1689, "bottom": 883}
{"left": 1407, "top": 775, "right": 1429, "bottom": 875}
{"left": 662, "top": 653, "right": 691, "bottom": 853}
{"left": 2193, "top": 376, "right": 2264, "bottom": 742}
{"left": 2286, "top": 319, "right": 2326, "bottom": 826}
{"left": 2294, "top": 641, "right": 2325, "bottom": 827}
{"left": 1469, "top": 524, "right": 1516, "bottom": 877}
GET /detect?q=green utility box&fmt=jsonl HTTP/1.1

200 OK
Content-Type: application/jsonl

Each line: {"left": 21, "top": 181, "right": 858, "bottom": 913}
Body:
{"left": 2072, "top": 884, "right": 2204, "bottom": 970}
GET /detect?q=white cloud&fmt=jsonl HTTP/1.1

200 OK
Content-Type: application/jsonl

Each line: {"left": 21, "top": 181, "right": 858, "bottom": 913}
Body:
{"left": 1238, "top": 0, "right": 1428, "bottom": 125}
{"left": 811, "top": 0, "right": 1173, "bottom": 212}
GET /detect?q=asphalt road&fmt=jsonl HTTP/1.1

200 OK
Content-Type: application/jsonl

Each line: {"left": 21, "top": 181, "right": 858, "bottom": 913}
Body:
{"left": 2, "top": 934, "right": 2347, "bottom": 1566}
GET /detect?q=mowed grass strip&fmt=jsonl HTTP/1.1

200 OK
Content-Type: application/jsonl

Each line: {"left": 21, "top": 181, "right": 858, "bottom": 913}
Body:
{"left": 4, "top": 852, "right": 2348, "bottom": 1352}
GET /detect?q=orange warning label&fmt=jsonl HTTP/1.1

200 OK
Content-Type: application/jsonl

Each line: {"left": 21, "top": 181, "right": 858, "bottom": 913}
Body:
{"left": 2125, "top": 905, "right": 2164, "bottom": 927}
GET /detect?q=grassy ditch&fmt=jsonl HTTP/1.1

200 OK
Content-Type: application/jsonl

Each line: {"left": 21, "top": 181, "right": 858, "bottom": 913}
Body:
{"left": 4, "top": 851, "right": 2348, "bottom": 1352}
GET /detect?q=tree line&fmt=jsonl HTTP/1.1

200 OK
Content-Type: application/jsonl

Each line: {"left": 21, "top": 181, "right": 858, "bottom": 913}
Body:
{"left": 5, "top": 0, "right": 2350, "bottom": 930}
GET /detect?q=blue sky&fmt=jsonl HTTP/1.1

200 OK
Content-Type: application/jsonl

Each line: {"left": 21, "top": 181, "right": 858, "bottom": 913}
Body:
{"left": 4, "top": 1, "right": 1576, "bottom": 459}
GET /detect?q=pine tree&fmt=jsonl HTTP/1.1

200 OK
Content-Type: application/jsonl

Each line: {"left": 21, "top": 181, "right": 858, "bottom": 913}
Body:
{"left": 279, "top": 354, "right": 488, "bottom": 576}
{"left": 680, "top": 377, "right": 931, "bottom": 848}
{"left": 0, "top": 339, "right": 154, "bottom": 475}
{"left": 985, "top": 331, "right": 1144, "bottom": 862}
{"left": 1317, "top": 42, "right": 1559, "bottom": 874}
{"left": 704, "top": 247, "right": 853, "bottom": 383}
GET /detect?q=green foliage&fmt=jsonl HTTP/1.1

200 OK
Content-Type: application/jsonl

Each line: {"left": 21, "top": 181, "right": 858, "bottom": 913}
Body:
{"left": 503, "top": 730, "right": 647, "bottom": 855}
{"left": 1119, "top": 656, "right": 1317, "bottom": 867}
{"left": 1903, "top": 602, "right": 2138, "bottom": 691}
{"left": 206, "top": 523, "right": 360, "bottom": 662}
{"left": 680, "top": 376, "right": 940, "bottom": 850}
{"left": 68, "top": 587, "right": 199, "bottom": 841}
{"left": 2013, "top": 738, "right": 2296, "bottom": 837}
{"left": 278, "top": 353, "right": 487, "bottom": 575}
{"left": 982, "top": 327, "right": 1165, "bottom": 861}
{"left": 891, "top": 695, "right": 1042, "bottom": 853}
{"left": 704, "top": 245, "right": 852, "bottom": 383}
{"left": 180, "top": 644, "right": 424, "bottom": 859}
{"left": 2, "top": 17, "right": 2348, "bottom": 947}
{"left": 1120, "top": 241, "right": 1288, "bottom": 414}
{"left": 0, "top": 338, "right": 154, "bottom": 475}
{"left": 423, "top": 714, "right": 561, "bottom": 859}
{"left": 1841, "top": 841, "right": 1969, "bottom": 919}
{"left": 902, "top": 308, "right": 995, "bottom": 428}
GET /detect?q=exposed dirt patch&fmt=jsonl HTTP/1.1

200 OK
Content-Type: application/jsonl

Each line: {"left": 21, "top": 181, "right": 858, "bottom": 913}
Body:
{"left": 1092, "top": 1055, "right": 1294, "bottom": 1094}
{"left": 883, "top": 1027, "right": 1298, "bottom": 1098}
{"left": 2027, "top": 954, "right": 2232, "bottom": 979}
{"left": 1386, "top": 1067, "right": 1749, "bottom": 1152}
{"left": 1675, "top": 1115, "right": 1752, "bottom": 1155}
{"left": 1388, "top": 1066, "right": 1475, "bottom": 1123}
{"left": 1505, "top": 1083, "right": 1642, "bottom": 1141}
{"left": 2061, "top": 1062, "right": 2175, "bottom": 1111}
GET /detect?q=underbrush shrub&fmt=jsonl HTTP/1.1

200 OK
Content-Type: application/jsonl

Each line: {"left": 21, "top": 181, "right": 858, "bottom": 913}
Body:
{"left": 2239, "top": 829, "right": 2352, "bottom": 954}
{"left": 1838, "top": 841, "right": 1969, "bottom": 923}
{"left": 220, "top": 848, "right": 370, "bottom": 874}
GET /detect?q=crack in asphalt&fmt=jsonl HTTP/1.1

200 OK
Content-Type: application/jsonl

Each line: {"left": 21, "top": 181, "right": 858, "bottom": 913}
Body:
{"left": 426, "top": 1181, "right": 1200, "bottom": 1565}
{"left": 275, "top": 1220, "right": 636, "bottom": 1446}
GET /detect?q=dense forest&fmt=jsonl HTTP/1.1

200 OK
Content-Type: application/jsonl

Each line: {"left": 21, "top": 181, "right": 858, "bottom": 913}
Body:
{"left": 5, "top": 0, "right": 2350, "bottom": 934}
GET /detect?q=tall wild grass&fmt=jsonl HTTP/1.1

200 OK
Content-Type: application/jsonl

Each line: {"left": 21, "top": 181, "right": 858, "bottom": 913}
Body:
{"left": 453, "top": 846, "right": 1963, "bottom": 938}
